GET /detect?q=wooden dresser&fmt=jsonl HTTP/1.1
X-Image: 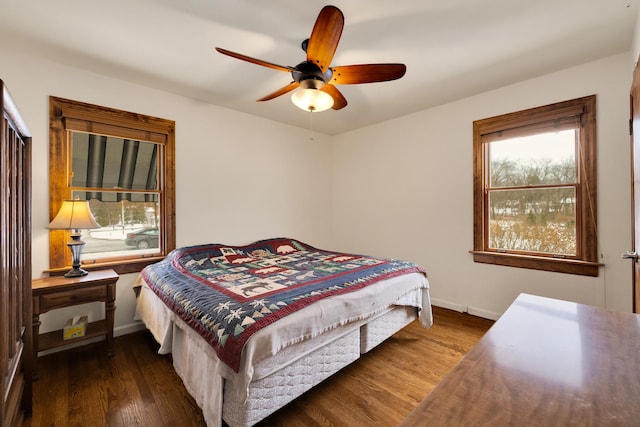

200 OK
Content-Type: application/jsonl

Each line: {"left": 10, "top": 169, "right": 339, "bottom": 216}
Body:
{"left": 0, "top": 80, "right": 32, "bottom": 426}
{"left": 400, "top": 293, "right": 640, "bottom": 426}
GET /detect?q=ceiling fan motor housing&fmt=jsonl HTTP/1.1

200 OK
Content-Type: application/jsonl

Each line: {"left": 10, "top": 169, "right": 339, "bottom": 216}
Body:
{"left": 292, "top": 61, "right": 333, "bottom": 89}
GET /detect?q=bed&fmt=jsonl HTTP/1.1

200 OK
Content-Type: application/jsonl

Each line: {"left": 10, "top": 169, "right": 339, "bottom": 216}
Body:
{"left": 134, "top": 238, "right": 432, "bottom": 426}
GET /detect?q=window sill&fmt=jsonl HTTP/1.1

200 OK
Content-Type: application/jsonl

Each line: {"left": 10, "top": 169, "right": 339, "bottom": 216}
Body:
{"left": 470, "top": 251, "right": 601, "bottom": 277}
{"left": 46, "top": 256, "right": 164, "bottom": 277}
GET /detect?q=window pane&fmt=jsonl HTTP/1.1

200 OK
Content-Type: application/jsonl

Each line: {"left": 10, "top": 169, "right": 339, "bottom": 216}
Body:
{"left": 488, "top": 187, "right": 576, "bottom": 255}
{"left": 489, "top": 130, "right": 576, "bottom": 187}
{"left": 71, "top": 132, "right": 159, "bottom": 193}
{"left": 75, "top": 196, "right": 161, "bottom": 260}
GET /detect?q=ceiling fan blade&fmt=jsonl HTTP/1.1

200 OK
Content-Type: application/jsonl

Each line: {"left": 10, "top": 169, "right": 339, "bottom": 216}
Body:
{"left": 306, "top": 6, "right": 344, "bottom": 72}
{"left": 257, "top": 81, "right": 300, "bottom": 102}
{"left": 321, "top": 85, "right": 348, "bottom": 110}
{"left": 216, "top": 47, "right": 295, "bottom": 73}
{"left": 330, "top": 64, "right": 407, "bottom": 85}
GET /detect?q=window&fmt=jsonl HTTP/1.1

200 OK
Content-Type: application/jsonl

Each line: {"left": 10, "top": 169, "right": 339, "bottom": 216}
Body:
{"left": 49, "top": 97, "right": 175, "bottom": 275}
{"left": 472, "top": 95, "right": 599, "bottom": 276}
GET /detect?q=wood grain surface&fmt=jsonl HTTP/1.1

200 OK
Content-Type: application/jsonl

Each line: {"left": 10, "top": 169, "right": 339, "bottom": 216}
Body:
{"left": 23, "top": 306, "right": 493, "bottom": 426}
{"left": 400, "top": 294, "right": 640, "bottom": 427}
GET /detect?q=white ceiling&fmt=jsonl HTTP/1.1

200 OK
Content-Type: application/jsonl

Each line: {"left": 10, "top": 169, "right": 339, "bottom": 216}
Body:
{"left": 0, "top": 0, "right": 637, "bottom": 135}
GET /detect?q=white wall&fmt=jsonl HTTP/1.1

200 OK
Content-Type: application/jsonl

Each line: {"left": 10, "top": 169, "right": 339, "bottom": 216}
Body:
{"left": 1, "top": 40, "right": 636, "bottom": 340}
{"left": 632, "top": 5, "right": 640, "bottom": 65}
{"left": 0, "top": 45, "right": 333, "bottom": 337}
{"left": 331, "top": 53, "right": 633, "bottom": 318}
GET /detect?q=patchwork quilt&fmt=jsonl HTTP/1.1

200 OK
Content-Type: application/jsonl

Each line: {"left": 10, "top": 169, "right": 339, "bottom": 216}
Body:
{"left": 141, "top": 237, "right": 426, "bottom": 372}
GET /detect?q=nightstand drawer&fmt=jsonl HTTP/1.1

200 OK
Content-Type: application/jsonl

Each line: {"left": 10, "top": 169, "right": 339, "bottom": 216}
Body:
{"left": 39, "top": 285, "right": 107, "bottom": 311}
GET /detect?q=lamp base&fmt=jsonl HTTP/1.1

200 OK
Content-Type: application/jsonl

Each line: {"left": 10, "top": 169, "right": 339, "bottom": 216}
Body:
{"left": 64, "top": 267, "right": 89, "bottom": 278}
{"left": 66, "top": 231, "right": 88, "bottom": 278}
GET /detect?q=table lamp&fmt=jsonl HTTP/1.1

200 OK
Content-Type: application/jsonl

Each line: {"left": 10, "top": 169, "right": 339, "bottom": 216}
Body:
{"left": 48, "top": 199, "right": 100, "bottom": 277}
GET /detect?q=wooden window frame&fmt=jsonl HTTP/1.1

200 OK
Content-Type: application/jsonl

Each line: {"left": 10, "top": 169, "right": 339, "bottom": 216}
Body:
{"left": 49, "top": 97, "right": 176, "bottom": 275}
{"left": 472, "top": 95, "right": 599, "bottom": 276}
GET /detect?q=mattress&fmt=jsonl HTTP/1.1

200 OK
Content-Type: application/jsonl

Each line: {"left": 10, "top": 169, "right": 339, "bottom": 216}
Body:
{"left": 222, "top": 327, "right": 362, "bottom": 427}
{"left": 223, "top": 304, "right": 421, "bottom": 427}
{"left": 360, "top": 305, "right": 417, "bottom": 354}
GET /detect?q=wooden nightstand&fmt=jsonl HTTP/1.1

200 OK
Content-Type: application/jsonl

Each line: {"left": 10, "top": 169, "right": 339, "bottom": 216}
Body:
{"left": 32, "top": 269, "right": 118, "bottom": 376}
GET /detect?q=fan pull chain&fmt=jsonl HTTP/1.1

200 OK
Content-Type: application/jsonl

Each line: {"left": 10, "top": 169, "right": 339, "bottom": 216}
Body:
{"left": 309, "top": 110, "right": 315, "bottom": 141}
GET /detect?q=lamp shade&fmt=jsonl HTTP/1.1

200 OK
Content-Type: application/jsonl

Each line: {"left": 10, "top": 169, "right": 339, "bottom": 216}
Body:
{"left": 291, "top": 88, "right": 334, "bottom": 112}
{"left": 48, "top": 200, "right": 100, "bottom": 230}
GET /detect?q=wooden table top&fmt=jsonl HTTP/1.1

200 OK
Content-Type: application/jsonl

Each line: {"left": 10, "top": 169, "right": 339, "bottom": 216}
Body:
{"left": 32, "top": 269, "right": 119, "bottom": 292}
{"left": 400, "top": 293, "right": 640, "bottom": 426}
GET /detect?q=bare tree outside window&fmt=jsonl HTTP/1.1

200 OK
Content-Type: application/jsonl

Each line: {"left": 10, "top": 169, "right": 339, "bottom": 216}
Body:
{"left": 487, "top": 130, "right": 577, "bottom": 255}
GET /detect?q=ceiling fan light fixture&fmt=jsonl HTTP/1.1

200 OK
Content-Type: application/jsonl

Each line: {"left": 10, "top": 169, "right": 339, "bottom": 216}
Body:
{"left": 291, "top": 88, "right": 334, "bottom": 112}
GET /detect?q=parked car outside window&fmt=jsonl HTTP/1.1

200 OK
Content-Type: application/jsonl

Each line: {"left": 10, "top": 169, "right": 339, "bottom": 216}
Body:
{"left": 124, "top": 228, "right": 159, "bottom": 249}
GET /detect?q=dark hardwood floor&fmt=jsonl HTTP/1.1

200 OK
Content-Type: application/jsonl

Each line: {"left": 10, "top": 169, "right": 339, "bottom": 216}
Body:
{"left": 23, "top": 307, "right": 493, "bottom": 427}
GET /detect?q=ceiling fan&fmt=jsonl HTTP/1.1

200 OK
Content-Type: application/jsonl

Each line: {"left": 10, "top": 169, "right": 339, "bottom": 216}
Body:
{"left": 215, "top": 5, "right": 406, "bottom": 112}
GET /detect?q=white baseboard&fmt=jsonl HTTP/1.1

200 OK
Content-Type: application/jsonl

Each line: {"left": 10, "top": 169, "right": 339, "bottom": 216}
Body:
{"left": 114, "top": 321, "right": 146, "bottom": 337}
{"left": 467, "top": 307, "right": 501, "bottom": 321}
{"left": 430, "top": 298, "right": 501, "bottom": 321}
{"left": 430, "top": 298, "right": 466, "bottom": 313}
{"left": 40, "top": 304, "right": 499, "bottom": 359}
